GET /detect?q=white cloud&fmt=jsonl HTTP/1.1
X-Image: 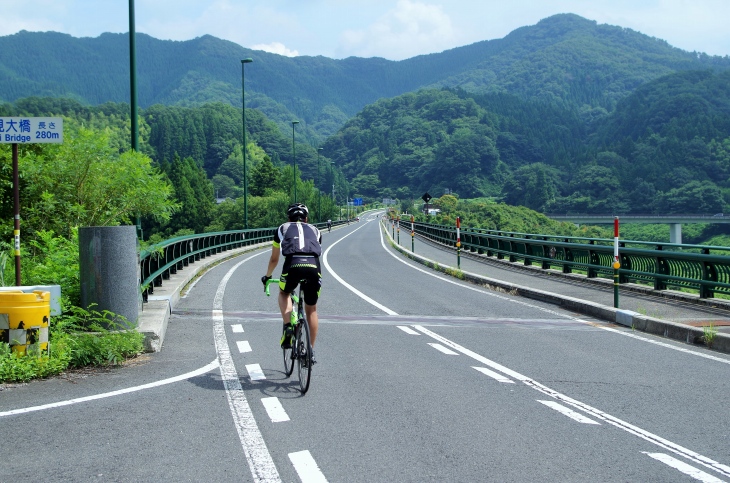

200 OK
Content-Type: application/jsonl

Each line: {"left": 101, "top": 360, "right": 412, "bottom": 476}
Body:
{"left": 251, "top": 42, "right": 299, "bottom": 57}
{"left": 338, "top": 0, "right": 456, "bottom": 60}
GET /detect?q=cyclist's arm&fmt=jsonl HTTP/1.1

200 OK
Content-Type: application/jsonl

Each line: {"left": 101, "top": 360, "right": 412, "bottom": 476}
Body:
{"left": 265, "top": 245, "right": 281, "bottom": 278}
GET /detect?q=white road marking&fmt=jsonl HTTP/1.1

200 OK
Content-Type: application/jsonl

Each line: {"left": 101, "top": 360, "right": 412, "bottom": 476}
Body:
{"left": 378, "top": 222, "right": 730, "bottom": 366}
{"left": 643, "top": 452, "right": 726, "bottom": 483}
{"left": 428, "top": 342, "right": 458, "bottom": 355}
{"left": 213, "top": 252, "right": 281, "bottom": 482}
{"left": 261, "top": 397, "right": 290, "bottom": 423}
{"left": 323, "top": 222, "right": 398, "bottom": 315}
{"left": 397, "top": 325, "right": 420, "bottom": 335}
{"left": 0, "top": 360, "right": 219, "bottom": 418}
{"left": 289, "top": 450, "right": 328, "bottom": 483}
{"left": 246, "top": 364, "right": 266, "bottom": 381}
{"left": 538, "top": 400, "right": 600, "bottom": 425}
{"left": 237, "top": 340, "right": 253, "bottom": 353}
{"left": 472, "top": 366, "right": 515, "bottom": 384}
{"left": 232, "top": 324, "right": 244, "bottom": 333}
{"left": 414, "top": 325, "right": 730, "bottom": 480}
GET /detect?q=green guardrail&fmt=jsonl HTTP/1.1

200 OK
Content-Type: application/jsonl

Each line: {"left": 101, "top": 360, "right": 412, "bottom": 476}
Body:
{"left": 139, "top": 220, "right": 349, "bottom": 302}
{"left": 390, "top": 217, "right": 730, "bottom": 299}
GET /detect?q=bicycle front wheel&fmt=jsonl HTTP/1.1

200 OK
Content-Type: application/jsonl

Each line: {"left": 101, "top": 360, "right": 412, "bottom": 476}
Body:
{"left": 296, "top": 315, "right": 312, "bottom": 394}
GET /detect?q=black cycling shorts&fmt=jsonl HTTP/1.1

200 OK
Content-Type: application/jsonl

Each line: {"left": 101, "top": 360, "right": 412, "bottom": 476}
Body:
{"left": 279, "top": 255, "right": 322, "bottom": 305}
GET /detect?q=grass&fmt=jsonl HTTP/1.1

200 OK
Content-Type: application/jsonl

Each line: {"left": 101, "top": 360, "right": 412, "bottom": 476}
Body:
{"left": 0, "top": 305, "right": 144, "bottom": 383}
{"left": 703, "top": 323, "right": 718, "bottom": 348}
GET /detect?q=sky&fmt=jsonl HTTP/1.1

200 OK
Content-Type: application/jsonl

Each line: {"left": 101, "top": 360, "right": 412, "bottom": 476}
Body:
{"left": 1, "top": 0, "right": 729, "bottom": 61}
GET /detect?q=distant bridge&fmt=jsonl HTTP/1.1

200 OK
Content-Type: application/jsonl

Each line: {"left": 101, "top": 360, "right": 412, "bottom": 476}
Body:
{"left": 545, "top": 214, "right": 730, "bottom": 244}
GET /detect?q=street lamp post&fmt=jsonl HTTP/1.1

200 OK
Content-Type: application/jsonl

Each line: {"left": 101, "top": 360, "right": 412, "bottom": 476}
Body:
{"left": 317, "top": 147, "right": 323, "bottom": 222}
{"left": 241, "top": 58, "right": 253, "bottom": 228}
{"left": 292, "top": 120, "right": 299, "bottom": 202}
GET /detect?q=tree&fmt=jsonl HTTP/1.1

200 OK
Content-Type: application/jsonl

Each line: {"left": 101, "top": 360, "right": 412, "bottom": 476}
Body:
{"left": 17, "top": 127, "right": 178, "bottom": 241}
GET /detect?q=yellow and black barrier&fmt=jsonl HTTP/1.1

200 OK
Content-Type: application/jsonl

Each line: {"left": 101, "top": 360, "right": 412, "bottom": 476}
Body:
{"left": 0, "top": 290, "right": 50, "bottom": 355}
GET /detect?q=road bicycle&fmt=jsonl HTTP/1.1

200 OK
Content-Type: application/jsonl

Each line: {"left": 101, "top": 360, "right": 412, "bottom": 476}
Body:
{"left": 264, "top": 278, "right": 312, "bottom": 394}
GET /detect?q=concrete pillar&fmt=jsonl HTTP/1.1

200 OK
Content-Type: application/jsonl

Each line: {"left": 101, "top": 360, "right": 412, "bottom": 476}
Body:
{"left": 79, "top": 226, "right": 141, "bottom": 328}
{"left": 669, "top": 223, "right": 682, "bottom": 245}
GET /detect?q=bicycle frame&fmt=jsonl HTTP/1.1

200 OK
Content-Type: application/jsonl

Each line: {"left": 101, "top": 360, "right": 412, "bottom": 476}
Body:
{"left": 265, "top": 278, "right": 312, "bottom": 393}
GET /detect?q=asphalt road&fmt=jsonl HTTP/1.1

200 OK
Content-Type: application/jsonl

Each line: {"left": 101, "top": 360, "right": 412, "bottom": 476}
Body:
{"left": 2, "top": 213, "right": 730, "bottom": 482}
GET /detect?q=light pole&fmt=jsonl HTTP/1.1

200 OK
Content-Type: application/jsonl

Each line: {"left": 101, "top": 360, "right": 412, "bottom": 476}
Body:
{"left": 241, "top": 58, "right": 253, "bottom": 228}
{"left": 317, "top": 147, "right": 323, "bottom": 222}
{"left": 292, "top": 120, "right": 299, "bottom": 202}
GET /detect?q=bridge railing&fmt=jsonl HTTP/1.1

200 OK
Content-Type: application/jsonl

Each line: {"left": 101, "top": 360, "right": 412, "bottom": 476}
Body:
{"left": 399, "top": 219, "right": 730, "bottom": 299}
{"left": 139, "top": 221, "right": 348, "bottom": 302}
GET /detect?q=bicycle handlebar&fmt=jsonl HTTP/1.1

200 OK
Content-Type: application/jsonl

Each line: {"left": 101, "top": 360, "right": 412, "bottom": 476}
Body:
{"left": 264, "top": 278, "right": 280, "bottom": 296}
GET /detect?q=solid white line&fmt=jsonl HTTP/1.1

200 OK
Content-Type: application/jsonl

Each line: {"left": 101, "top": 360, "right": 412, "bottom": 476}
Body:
{"left": 232, "top": 324, "right": 244, "bottom": 333}
{"left": 213, "top": 252, "right": 281, "bottom": 482}
{"left": 397, "top": 325, "right": 420, "bottom": 335}
{"left": 413, "top": 325, "right": 730, "bottom": 479}
{"left": 538, "top": 400, "right": 600, "bottom": 425}
{"left": 261, "top": 397, "right": 290, "bottom": 423}
{"left": 428, "top": 342, "right": 458, "bottom": 355}
{"left": 379, "top": 223, "right": 730, "bottom": 366}
{"left": 237, "top": 340, "right": 253, "bottom": 353}
{"left": 644, "top": 452, "right": 725, "bottom": 483}
{"left": 472, "top": 366, "right": 515, "bottom": 384}
{"left": 322, "top": 222, "right": 398, "bottom": 315}
{"left": 289, "top": 450, "right": 328, "bottom": 483}
{"left": 246, "top": 364, "right": 266, "bottom": 381}
{"left": 0, "top": 360, "right": 219, "bottom": 418}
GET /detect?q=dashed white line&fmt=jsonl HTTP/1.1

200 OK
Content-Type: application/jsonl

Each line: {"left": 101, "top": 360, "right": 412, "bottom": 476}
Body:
{"left": 261, "top": 397, "right": 290, "bottom": 423}
{"left": 289, "top": 450, "right": 328, "bottom": 483}
{"left": 213, "top": 253, "right": 281, "bottom": 482}
{"left": 246, "top": 364, "right": 266, "bottom": 381}
{"left": 643, "top": 452, "right": 725, "bottom": 483}
{"left": 397, "top": 325, "right": 420, "bottom": 335}
{"left": 237, "top": 340, "right": 252, "bottom": 353}
{"left": 538, "top": 400, "right": 600, "bottom": 425}
{"left": 428, "top": 342, "right": 458, "bottom": 355}
{"left": 414, "top": 325, "right": 730, "bottom": 479}
{"left": 232, "top": 324, "right": 244, "bottom": 333}
{"left": 472, "top": 366, "right": 515, "bottom": 384}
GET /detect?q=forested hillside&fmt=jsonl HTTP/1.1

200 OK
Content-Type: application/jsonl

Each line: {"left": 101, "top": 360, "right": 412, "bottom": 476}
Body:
{"left": 324, "top": 68, "right": 730, "bottom": 216}
{"left": 1, "top": 14, "right": 728, "bottom": 142}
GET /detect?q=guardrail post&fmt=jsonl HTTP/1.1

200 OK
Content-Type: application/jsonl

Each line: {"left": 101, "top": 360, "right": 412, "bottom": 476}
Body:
{"left": 397, "top": 219, "right": 400, "bottom": 245}
{"left": 613, "top": 217, "right": 620, "bottom": 308}
{"left": 456, "top": 216, "right": 461, "bottom": 269}
{"left": 411, "top": 215, "right": 415, "bottom": 252}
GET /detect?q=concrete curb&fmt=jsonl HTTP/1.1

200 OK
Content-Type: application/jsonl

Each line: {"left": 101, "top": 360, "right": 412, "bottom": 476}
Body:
{"left": 382, "top": 223, "right": 730, "bottom": 355}
{"left": 137, "top": 242, "right": 270, "bottom": 352}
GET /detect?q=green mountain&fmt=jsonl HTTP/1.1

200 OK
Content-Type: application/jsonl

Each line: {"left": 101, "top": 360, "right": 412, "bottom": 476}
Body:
{"left": 323, "top": 67, "right": 730, "bottom": 215}
{"left": 1, "top": 14, "right": 728, "bottom": 142}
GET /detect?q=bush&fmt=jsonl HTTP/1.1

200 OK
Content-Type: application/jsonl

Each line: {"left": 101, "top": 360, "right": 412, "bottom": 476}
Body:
{"left": 0, "top": 306, "right": 144, "bottom": 383}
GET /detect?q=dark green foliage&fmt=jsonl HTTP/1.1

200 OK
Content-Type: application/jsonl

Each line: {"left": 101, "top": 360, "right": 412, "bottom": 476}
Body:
{"left": 2, "top": 14, "right": 728, "bottom": 142}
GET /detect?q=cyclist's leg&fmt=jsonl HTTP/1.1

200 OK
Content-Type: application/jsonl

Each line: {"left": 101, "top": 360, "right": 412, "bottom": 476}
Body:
{"left": 304, "top": 303, "right": 318, "bottom": 347}
{"left": 302, "top": 265, "right": 322, "bottom": 347}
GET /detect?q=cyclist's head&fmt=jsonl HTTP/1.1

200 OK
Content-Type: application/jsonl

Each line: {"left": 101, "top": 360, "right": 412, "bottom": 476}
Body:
{"left": 287, "top": 203, "right": 309, "bottom": 222}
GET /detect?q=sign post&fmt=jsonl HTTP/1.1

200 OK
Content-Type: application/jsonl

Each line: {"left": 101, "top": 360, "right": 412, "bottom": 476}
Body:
{"left": 411, "top": 215, "right": 415, "bottom": 253}
{"left": 1, "top": 117, "right": 64, "bottom": 285}
{"left": 456, "top": 216, "right": 461, "bottom": 270}
{"left": 613, "top": 216, "right": 620, "bottom": 308}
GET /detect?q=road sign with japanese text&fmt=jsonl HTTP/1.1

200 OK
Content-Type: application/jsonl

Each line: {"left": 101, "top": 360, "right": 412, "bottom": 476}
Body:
{"left": 0, "top": 117, "right": 63, "bottom": 144}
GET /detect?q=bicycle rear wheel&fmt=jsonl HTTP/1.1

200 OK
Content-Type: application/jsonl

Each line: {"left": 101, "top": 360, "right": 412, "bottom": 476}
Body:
{"left": 296, "top": 313, "right": 312, "bottom": 394}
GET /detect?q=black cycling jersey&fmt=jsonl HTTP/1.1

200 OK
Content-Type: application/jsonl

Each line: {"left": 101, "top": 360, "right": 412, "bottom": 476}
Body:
{"left": 273, "top": 221, "right": 323, "bottom": 303}
{"left": 273, "top": 221, "right": 322, "bottom": 257}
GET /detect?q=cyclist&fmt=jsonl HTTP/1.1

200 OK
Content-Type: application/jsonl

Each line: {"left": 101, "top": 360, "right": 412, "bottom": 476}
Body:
{"left": 326, "top": 219, "right": 332, "bottom": 233}
{"left": 262, "top": 203, "right": 322, "bottom": 363}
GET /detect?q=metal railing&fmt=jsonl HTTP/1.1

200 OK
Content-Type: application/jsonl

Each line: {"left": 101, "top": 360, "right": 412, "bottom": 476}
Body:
{"left": 395, "top": 218, "right": 730, "bottom": 299}
{"left": 139, "top": 221, "right": 348, "bottom": 302}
